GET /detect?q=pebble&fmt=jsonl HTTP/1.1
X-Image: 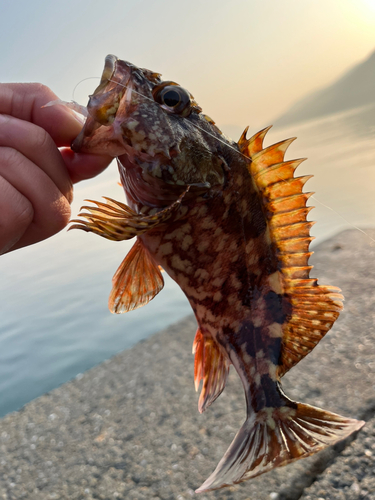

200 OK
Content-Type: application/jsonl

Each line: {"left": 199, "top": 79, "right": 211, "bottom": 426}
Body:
{"left": 0, "top": 229, "right": 374, "bottom": 499}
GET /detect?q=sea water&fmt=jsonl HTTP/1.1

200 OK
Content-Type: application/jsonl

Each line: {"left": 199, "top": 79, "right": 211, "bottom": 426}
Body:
{"left": 0, "top": 104, "right": 374, "bottom": 417}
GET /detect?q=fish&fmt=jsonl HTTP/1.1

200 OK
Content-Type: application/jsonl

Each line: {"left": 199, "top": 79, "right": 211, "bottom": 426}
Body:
{"left": 67, "top": 54, "right": 365, "bottom": 492}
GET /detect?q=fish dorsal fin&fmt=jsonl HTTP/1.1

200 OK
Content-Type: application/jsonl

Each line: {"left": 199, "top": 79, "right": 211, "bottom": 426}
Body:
{"left": 238, "top": 125, "right": 273, "bottom": 157}
{"left": 192, "top": 328, "right": 230, "bottom": 413}
{"left": 109, "top": 238, "right": 164, "bottom": 313}
{"left": 239, "top": 127, "right": 344, "bottom": 376}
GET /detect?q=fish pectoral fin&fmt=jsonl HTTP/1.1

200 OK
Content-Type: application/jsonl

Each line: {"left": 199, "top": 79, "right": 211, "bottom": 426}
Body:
{"left": 192, "top": 329, "right": 230, "bottom": 413}
{"left": 69, "top": 198, "right": 148, "bottom": 241}
{"left": 70, "top": 189, "right": 189, "bottom": 242}
{"left": 196, "top": 402, "right": 364, "bottom": 493}
{"left": 108, "top": 238, "right": 164, "bottom": 313}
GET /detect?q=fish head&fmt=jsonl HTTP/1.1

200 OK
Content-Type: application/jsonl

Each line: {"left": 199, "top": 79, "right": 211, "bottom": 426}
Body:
{"left": 72, "top": 55, "right": 233, "bottom": 205}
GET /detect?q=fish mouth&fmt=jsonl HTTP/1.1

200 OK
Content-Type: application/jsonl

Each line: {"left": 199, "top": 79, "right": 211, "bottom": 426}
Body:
{"left": 94, "top": 54, "right": 119, "bottom": 93}
{"left": 71, "top": 55, "right": 133, "bottom": 154}
{"left": 85, "top": 54, "right": 128, "bottom": 125}
{"left": 71, "top": 55, "right": 173, "bottom": 163}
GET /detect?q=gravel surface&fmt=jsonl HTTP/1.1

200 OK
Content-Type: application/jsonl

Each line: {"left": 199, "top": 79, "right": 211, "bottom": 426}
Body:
{"left": 0, "top": 228, "right": 374, "bottom": 500}
{"left": 300, "top": 418, "right": 375, "bottom": 500}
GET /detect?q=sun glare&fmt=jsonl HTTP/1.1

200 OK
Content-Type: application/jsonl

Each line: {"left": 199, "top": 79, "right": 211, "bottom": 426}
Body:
{"left": 361, "top": 0, "right": 375, "bottom": 12}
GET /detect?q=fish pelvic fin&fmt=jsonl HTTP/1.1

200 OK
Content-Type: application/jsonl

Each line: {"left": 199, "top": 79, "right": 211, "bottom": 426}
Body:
{"left": 196, "top": 401, "right": 364, "bottom": 493}
{"left": 238, "top": 127, "right": 344, "bottom": 375}
{"left": 192, "top": 329, "right": 230, "bottom": 413}
{"left": 70, "top": 188, "right": 189, "bottom": 241}
{"left": 109, "top": 238, "right": 164, "bottom": 313}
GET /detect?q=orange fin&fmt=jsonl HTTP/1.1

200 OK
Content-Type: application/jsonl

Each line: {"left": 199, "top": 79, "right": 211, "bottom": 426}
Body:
{"left": 196, "top": 401, "right": 364, "bottom": 492}
{"left": 192, "top": 329, "right": 230, "bottom": 413}
{"left": 240, "top": 128, "right": 344, "bottom": 375}
{"left": 238, "top": 125, "right": 272, "bottom": 157}
{"left": 70, "top": 188, "right": 189, "bottom": 241}
{"left": 108, "top": 238, "right": 164, "bottom": 313}
{"left": 279, "top": 281, "right": 343, "bottom": 375}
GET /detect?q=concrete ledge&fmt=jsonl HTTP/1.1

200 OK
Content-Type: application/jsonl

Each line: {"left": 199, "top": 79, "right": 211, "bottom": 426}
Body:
{"left": 0, "top": 229, "right": 374, "bottom": 500}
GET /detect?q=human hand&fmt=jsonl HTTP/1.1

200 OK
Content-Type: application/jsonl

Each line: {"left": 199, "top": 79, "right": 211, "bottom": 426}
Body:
{"left": 0, "top": 83, "right": 112, "bottom": 254}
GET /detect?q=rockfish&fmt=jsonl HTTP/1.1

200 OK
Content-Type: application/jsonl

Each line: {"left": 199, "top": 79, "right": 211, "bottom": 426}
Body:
{"left": 68, "top": 55, "right": 364, "bottom": 492}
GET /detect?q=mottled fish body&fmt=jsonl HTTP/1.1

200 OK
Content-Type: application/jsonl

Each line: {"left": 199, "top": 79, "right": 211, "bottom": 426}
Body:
{"left": 67, "top": 55, "right": 364, "bottom": 492}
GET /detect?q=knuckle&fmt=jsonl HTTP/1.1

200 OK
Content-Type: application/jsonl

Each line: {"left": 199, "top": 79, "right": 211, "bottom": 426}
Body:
{"left": 65, "top": 185, "right": 74, "bottom": 205}
{"left": 0, "top": 187, "right": 34, "bottom": 254}
{"left": 30, "top": 83, "right": 57, "bottom": 108}
{"left": 32, "top": 126, "right": 52, "bottom": 152}
{"left": 0, "top": 146, "right": 23, "bottom": 168}
{"left": 49, "top": 197, "right": 71, "bottom": 235}
{"left": 14, "top": 199, "right": 34, "bottom": 229}
{"left": 5, "top": 83, "right": 57, "bottom": 120}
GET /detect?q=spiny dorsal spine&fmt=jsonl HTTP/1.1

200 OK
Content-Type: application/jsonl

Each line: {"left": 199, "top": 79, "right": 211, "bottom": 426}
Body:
{"left": 238, "top": 126, "right": 344, "bottom": 375}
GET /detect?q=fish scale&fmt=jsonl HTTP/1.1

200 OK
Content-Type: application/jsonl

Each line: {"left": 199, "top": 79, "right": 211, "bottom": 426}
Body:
{"left": 60, "top": 54, "right": 365, "bottom": 493}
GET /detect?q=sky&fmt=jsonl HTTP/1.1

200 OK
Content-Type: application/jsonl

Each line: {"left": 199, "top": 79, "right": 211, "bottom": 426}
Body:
{"left": 1, "top": 0, "right": 374, "bottom": 134}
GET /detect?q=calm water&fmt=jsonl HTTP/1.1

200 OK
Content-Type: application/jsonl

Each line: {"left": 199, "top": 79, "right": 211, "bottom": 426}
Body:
{"left": 1, "top": 104, "right": 374, "bottom": 417}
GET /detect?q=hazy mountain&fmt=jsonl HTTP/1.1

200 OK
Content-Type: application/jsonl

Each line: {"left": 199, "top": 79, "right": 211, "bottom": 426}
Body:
{"left": 274, "top": 50, "right": 375, "bottom": 127}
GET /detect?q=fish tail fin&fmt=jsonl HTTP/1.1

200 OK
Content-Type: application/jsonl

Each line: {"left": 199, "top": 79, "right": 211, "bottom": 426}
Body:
{"left": 196, "top": 402, "right": 364, "bottom": 493}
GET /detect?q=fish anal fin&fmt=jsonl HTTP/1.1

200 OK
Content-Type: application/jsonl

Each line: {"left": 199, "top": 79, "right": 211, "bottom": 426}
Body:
{"left": 192, "top": 329, "right": 230, "bottom": 413}
{"left": 108, "top": 238, "right": 164, "bottom": 313}
{"left": 196, "top": 402, "right": 364, "bottom": 492}
{"left": 192, "top": 328, "right": 204, "bottom": 390}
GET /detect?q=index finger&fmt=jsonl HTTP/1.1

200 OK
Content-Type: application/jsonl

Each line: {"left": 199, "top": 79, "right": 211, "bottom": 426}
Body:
{"left": 0, "top": 83, "right": 83, "bottom": 147}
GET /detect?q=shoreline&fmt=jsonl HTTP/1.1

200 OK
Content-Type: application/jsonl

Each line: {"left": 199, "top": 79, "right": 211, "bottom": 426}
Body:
{"left": 0, "top": 229, "right": 374, "bottom": 499}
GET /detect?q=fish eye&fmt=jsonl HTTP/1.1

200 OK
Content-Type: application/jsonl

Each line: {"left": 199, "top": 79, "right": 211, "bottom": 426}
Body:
{"left": 153, "top": 85, "right": 191, "bottom": 115}
{"left": 162, "top": 89, "right": 181, "bottom": 108}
